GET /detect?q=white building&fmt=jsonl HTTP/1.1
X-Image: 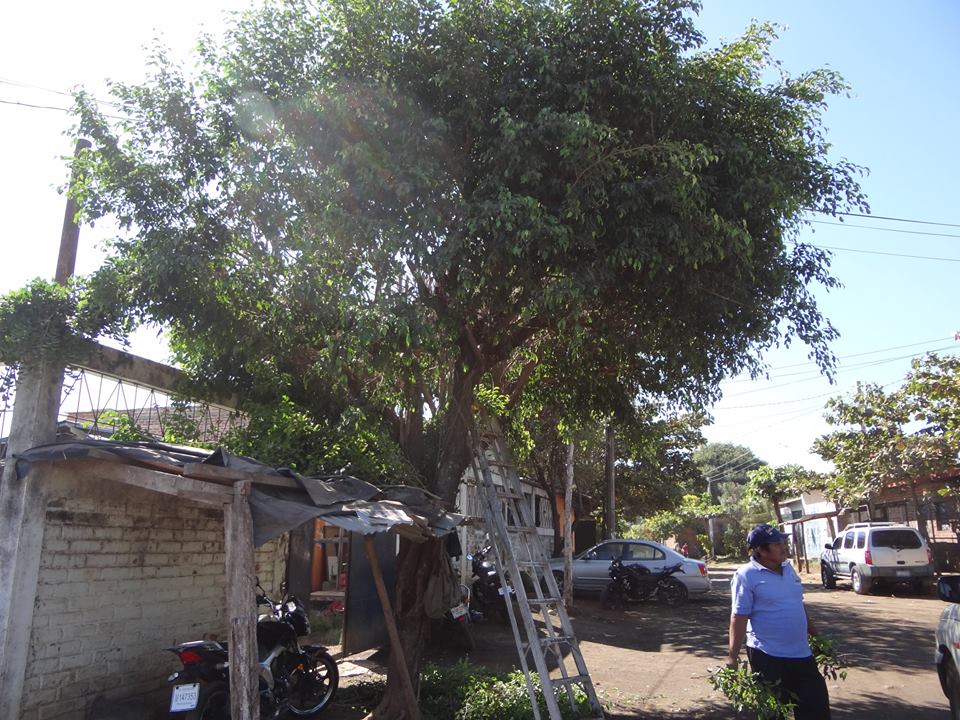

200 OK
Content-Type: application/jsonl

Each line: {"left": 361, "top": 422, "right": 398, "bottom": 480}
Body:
{"left": 778, "top": 490, "right": 839, "bottom": 562}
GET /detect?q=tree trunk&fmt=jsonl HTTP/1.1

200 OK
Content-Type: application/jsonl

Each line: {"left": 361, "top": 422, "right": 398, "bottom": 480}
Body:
{"left": 370, "top": 537, "right": 443, "bottom": 720}
{"left": 772, "top": 493, "right": 784, "bottom": 525}
{"left": 433, "top": 362, "right": 480, "bottom": 503}
{"left": 375, "top": 360, "right": 479, "bottom": 719}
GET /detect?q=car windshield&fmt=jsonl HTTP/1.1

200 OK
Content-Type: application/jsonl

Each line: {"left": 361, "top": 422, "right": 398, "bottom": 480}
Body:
{"left": 871, "top": 530, "right": 922, "bottom": 549}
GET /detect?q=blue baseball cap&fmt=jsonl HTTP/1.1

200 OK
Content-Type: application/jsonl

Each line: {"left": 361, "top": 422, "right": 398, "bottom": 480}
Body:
{"left": 746, "top": 523, "right": 788, "bottom": 549}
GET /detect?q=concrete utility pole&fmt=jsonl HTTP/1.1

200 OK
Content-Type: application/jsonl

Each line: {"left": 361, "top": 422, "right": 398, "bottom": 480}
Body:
{"left": 603, "top": 423, "right": 616, "bottom": 540}
{"left": 0, "top": 139, "right": 90, "bottom": 720}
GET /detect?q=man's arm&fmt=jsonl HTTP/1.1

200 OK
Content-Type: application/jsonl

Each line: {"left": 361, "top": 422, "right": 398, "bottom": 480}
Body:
{"left": 727, "top": 614, "right": 749, "bottom": 668}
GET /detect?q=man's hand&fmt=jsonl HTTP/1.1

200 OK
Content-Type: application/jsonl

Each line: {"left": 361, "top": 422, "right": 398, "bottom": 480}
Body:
{"left": 728, "top": 613, "right": 748, "bottom": 671}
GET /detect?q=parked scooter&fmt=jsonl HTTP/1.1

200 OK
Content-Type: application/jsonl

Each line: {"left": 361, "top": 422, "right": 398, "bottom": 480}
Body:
{"left": 600, "top": 558, "right": 688, "bottom": 609}
{"left": 434, "top": 582, "right": 475, "bottom": 650}
{"left": 467, "top": 545, "right": 514, "bottom": 623}
{"left": 167, "top": 579, "right": 338, "bottom": 719}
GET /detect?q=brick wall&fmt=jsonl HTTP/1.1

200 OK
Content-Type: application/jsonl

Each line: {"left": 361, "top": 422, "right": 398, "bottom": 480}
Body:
{"left": 20, "top": 488, "right": 286, "bottom": 720}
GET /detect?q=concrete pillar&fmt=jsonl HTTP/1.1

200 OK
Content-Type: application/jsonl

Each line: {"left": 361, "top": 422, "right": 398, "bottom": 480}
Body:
{"left": 0, "top": 359, "right": 62, "bottom": 719}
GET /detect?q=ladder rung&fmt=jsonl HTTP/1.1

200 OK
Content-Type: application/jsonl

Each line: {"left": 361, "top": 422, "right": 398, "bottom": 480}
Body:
{"left": 488, "top": 460, "right": 516, "bottom": 468}
{"left": 526, "top": 597, "right": 560, "bottom": 606}
{"left": 507, "top": 525, "right": 538, "bottom": 534}
{"left": 497, "top": 491, "right": 524, "bottom": 500}
{"left": 540, "top": 635, "right": 573, "bottom": 645}
{"left": 551, "top": 673, "right": 591, "bottom": 686}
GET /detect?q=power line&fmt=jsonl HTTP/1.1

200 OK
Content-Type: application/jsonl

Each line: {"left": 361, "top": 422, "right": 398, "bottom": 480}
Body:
{"left": 812, "top": 243, "right": 960, "bottom": 263}
{"left": 0, "top": 77, "right": 121, "bottom": 107}
{"left": 0, "top": 97, "right": 123, "bottom": 121}
{"left": 723, "top": 344, "right": 959, "bottom": 397}
{"left": 810, "top": 220, "right": 960, "bottom": 239}
{"left": 724, "top": 336, "right": 956, "bottom": 380}
{"left": 832, "top": 211, "right": 960, "bottom": 229}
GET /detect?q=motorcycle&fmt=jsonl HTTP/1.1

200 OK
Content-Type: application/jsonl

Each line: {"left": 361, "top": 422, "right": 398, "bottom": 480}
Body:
{"left": 167, "top": 579, "right": 338, "bottom": 719}
{"left": 467, "top": 545, "right": 514, "bottom": 623}
{"left": 600, "top": 557, "right": 688, "bottom": 609}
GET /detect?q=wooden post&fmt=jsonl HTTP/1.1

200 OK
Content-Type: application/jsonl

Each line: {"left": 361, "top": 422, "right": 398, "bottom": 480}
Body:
{"left": 604, "top": 423, "right": 616, "bottom": 540}
{"left": 54, "top": 139, "right": 92, "bottom": 284}
{"left": 224, "top": 481, "right": 258, "bottom": 720}
{"left": 363, "top": 535, "right": 420, "bottom": 720}
{"left": 826, "top": 515, "right": 837, "bottom": 540}
{"left": 563, "top": 442, "right": 574, "bottom": 609}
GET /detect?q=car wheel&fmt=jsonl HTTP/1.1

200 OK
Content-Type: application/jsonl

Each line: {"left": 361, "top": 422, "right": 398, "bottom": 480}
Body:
{"left": 946, "top": 656, "right": 960, "bottom": 720}
{"left": 851, "top": 568, "right": 872, "bottom": 595}
{"left": 820, "top": 564, "right": 837, "bottom": 590}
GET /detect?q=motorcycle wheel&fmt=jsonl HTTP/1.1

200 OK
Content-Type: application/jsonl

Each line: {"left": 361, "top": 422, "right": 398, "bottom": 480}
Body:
{"left": 600, "top": 583, "right": 624, "bottom": 610}
{"left": 286, "top": 648, "right": 339, "bottom": 717}
{"left": 658, "top": 579, "right": 688, "bottom": 607}
{"left": 183, "top": 682, "right": 230, "bottom": 720}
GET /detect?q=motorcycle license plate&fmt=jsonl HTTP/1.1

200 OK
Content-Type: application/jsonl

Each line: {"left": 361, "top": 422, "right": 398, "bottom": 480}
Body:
{"left": 451, "top": 603, "right": 468, "bottom": 619}
{"left": 170, "top": 683, "right": 200, "bottom": 712}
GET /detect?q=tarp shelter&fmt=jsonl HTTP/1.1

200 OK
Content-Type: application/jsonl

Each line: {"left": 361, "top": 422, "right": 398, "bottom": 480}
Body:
{"left": 1, "top": 439, "right": 464, "bottom": 720}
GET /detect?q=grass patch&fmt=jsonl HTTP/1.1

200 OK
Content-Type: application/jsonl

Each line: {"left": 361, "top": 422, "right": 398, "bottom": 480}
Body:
{"left": 336, "top": 660, "right": 597, "bottom": 720}
{"left": 309, "top": 610, "right": 343, "bottom": 645}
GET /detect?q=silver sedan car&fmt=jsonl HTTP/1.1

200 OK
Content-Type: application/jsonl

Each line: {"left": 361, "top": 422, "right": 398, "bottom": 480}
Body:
{"left": 548, "top": 539, "right": 711, "bottom": 595}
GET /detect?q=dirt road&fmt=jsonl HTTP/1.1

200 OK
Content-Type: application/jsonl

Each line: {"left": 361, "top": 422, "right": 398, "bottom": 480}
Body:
{"left": 325, "top": 563, "right": 951, "bottom": 718}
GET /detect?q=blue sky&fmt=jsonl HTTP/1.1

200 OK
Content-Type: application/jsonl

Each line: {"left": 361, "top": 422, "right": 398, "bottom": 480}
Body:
{"left": 1, "top": 1, "right": 957, "bottom": 472}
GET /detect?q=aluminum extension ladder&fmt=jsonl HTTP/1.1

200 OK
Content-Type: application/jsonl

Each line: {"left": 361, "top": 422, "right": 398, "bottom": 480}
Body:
{"left": 467, "top": 421, "right": 604, "bottom": 720}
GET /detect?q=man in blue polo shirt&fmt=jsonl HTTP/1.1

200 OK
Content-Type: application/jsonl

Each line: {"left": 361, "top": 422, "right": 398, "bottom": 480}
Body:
{"left": 726, "top": 523, "right": 830, "bottom": 719}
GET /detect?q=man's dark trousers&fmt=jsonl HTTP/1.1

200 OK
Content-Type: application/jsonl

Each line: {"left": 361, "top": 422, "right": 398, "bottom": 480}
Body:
{"left": 746, "top": 647, "right": 831, "bottom": 720}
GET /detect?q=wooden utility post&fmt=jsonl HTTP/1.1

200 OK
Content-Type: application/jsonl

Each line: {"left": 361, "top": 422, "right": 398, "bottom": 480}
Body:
{"left": 563, "top": 442, "right": 574, "bottom": 608}
{"left": 603, "top": 423, "right": 616, "bottom": 540}
{"left": 224, "top": 481, "right": 259, "bottom": 720}
{"left": 55, "top": 139, "right": 92, "bottom": 283}
{"left": 0, "top": 139, "right": 91, "bottom": 720}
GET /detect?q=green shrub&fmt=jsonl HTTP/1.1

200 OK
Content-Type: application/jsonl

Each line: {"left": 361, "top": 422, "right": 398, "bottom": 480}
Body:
{"left": 337, "top": 661, "right": 597, "bottom": 720}
{"left": 709, "top": 663, "right": 796, "bottom": 719}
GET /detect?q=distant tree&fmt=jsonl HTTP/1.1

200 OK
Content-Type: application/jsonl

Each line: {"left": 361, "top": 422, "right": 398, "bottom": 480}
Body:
{"left": 70, "top": 1, "right": 865, "bottom": 713}
{"left": 694, "top": 442, "right": 764, "bottom": 497}
{"left": 746, "top": 463, "right": 825, "bottom": 524}
{"left": 814, "top": 354, "right": 960, "bottom": 533}
{"left": 629, "top": 493, "right": 722, "bottom": 545}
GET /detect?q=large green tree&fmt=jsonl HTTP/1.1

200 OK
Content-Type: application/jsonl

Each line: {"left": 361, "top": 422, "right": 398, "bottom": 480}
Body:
{"left": 814, "top": 354, "right": 960, "bottom": 527}
{"left": 746, "top": 463, "right": 824, "bottom": 524}
{"left": 69, "top": 1, "right": 866, "bottom": 714}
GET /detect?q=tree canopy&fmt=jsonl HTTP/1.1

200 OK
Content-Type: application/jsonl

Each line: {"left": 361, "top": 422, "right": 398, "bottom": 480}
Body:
{"left": 814, "top": 353, "right": 960, "bottom": 510}
{"left": 70, "top": 0, "right": 865, "bottom": 506}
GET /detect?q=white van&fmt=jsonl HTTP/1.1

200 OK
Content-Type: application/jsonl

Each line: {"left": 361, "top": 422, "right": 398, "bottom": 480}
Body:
{"left": 819, "top": 521, "right": 934, "bottom": 595}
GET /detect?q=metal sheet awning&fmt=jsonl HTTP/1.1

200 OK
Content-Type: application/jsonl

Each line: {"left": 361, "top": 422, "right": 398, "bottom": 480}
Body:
{"left": 15, "top": 439, "right": 465, "bottom": 546}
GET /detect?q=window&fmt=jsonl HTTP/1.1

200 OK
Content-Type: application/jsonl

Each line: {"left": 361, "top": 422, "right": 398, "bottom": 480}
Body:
{"left": 842, "top": 532, "right": 855, "bottom": 549}
{"left": 856, "top": 531, "right": 866, "bottom": 549}
{"left": 589, "top": 543, "right": 624, "bottom": 561}
{"left": 833, "top": 536, "right": 843, "bottom": 550}
{"left": 871, "top": 530, "right": 922, "bottom": 549}
{"left": 623, "top": 543, "right": 665, "bottom": 561}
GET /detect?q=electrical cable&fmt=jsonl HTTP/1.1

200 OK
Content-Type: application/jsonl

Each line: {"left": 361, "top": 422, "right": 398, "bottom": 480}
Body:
{"left": 0, "top": 97, "right": 124, "bottom": 121}
{"left": 812, "top": 243, "right": 960, "bottom": 263}
{"left": 723, "top": 345, "right": 959, "bottom": 398}
{"left": 810, "top": 220, "right": 960, "bottom": 240}
{"left": 724, "top": 336, "right": 956, "bottom": 379}
{"left": 830, "top": 211, "right": 960, "bottom": 229}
